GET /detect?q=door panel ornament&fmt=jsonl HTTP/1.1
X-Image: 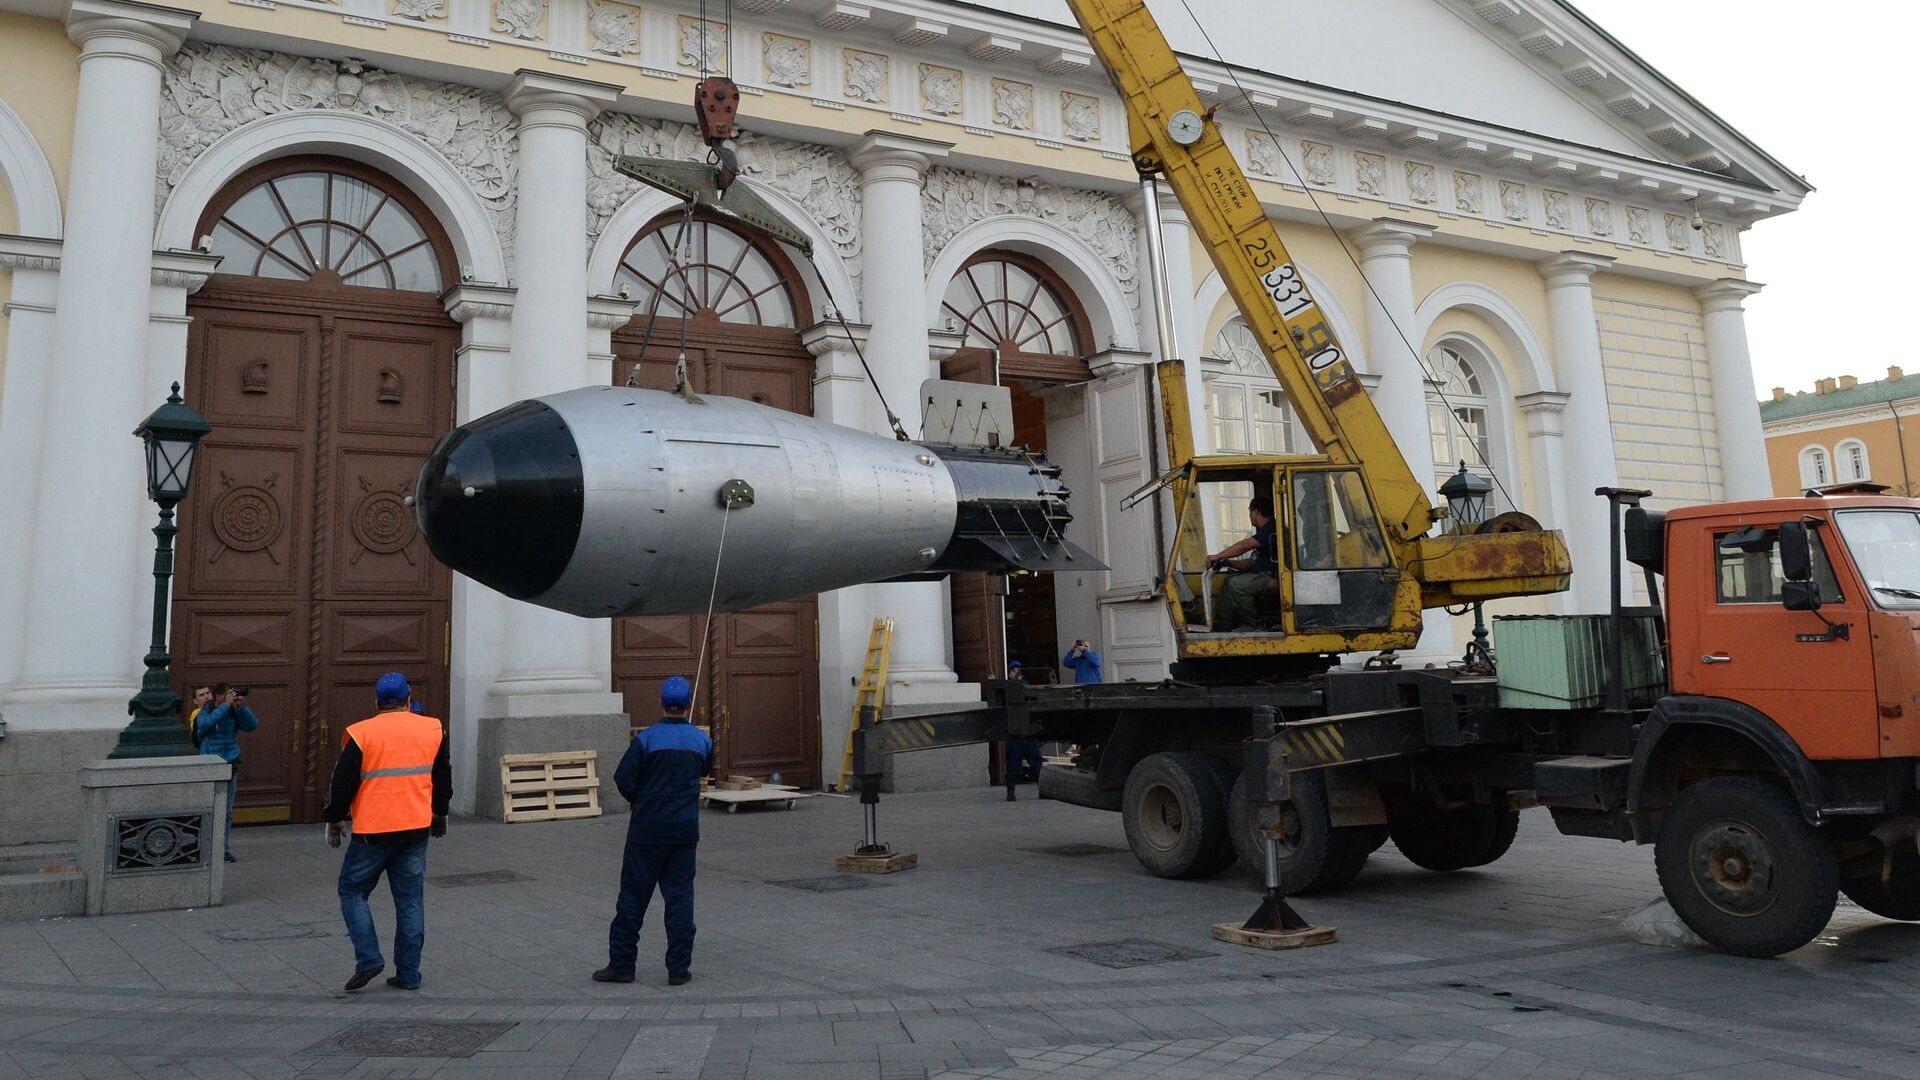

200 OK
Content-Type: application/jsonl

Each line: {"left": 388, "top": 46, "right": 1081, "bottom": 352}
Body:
{"left": 351, "top": 476, "right": 417, "bottom": 563}
{"left": 242, "top": 358, "right": 271, "bottom": 395}
{"left": 211, "top": 471, "right": 284, "bottom": 561}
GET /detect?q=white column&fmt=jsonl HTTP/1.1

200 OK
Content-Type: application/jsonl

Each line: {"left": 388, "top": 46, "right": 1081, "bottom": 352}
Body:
{"left": 489, "top": 71, "right": 622, "bottom": 713}
{"left": 1516, "top": 390, "right": 1573, "bottom": 613}
{"left": 1538, "top": 251, "right": 1622, "bottom": 614}
{"left": 1351, "top": 218, "right": 1450, "bottom": 658}
{"left": 7, "top": 0, "right": 192, "bottom": 730}
{"left": 1695, "top": 279, "right": 1768, "bottom": 501}
{"left": 847, "top": 131, "right": 959, "bottom": 689}
{"left": 0, "top": 241, "right": 63, "bottom": 698}
{"left": 1128, "top": 186, "right": 1208, "bottom": 454}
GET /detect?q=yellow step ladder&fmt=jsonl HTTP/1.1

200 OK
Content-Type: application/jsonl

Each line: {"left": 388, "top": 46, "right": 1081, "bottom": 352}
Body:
{"left": 836, "top": 617, "right": 894, "bottom": 792}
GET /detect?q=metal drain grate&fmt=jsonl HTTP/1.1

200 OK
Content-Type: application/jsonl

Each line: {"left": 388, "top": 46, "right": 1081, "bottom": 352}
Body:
{"left": 429, "top": 869, "right": 532, "bottom": 888}
{"left": 1046, "top": 938, "right": 1213, "bottom": 969}
{"left": 1023, "top": 843, "right": 1129, "bottom": 857}
{"left": 214, "top": 925, "right": 331, "bottom": 942}
{"left": 769, "top": 876, "right": 890, "bottom": 893}
{"left": 303, "top": 1021, "right": 515, "bottom": 1058}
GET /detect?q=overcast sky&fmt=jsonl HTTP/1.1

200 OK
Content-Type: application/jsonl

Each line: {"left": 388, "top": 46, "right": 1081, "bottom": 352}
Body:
{"left": 1573, "top": 0, "right": 1909, "bottom": 400}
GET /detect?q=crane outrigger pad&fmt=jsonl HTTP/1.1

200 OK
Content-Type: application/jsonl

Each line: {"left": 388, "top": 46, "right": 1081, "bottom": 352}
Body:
{"left": 612, "top": 156, "right": 814, "bottom": 257}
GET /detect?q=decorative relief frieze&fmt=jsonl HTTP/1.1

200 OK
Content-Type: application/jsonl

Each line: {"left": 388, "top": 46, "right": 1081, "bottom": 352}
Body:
{"left": 991, "top": 79, "right": 1033, "bottom": 131}
{"left": 919, "top": 64, "right": 960, "bottom": 116}
{"left": 1543, "top": 190, "right": 1569, "bottom": 230}
{"left": 920, "top": 168, "right": 1138, "bottom": 311}
{"left": 1354, "top": 152, "right": 1384, "bottom": 197}
{"left": 586, "top": 113, "right": 862, "bottom": 300}
{"left": 1627, "top": 206, "right": 1651, "bottom": 245}
{"left": 1301, "top": 142, "right": 1334, "bottom": 186}
{"left": 1701, "top": 222, "right": 1726, "bottom": 260}
{"left": 1061, "top": 92, "right": 1099, "bottom": 142}
{"left": 1665, "top": 213, "right": 1689, "bottom": 252}
{"left": 678, "top": 16, "right": 726, "bottom": 73}
{"left": 390, "top": 0, "right": 444, "bottom": 21}
{"left": 843, "top": 49, "right": 887, "bottom": 104}
{"left": 1499, "top": 180, "right": 1528, "bottom": 222}
{"left": 1246, "top": 131, "right": 1280, "bottom": 178}
{"left": 1585, "top": 197, "right": 1612, "bottom": 237}
{"left": 763, "top": 33, "right": 809, "bottom": 88}
{"left": 492, "top": 0, "right": 544, "bottom": 41}
{"left": 587, "top": 1, "right": 639, "bottom": 56}
{"left": 1454, "top": 171, "right": 1482, "bottom": 215}
{"left": 159, "top": 45, "right": 517, "bottom": 275}
{"left": 1405, "top": 162, "right": 1435, "bottom": 205}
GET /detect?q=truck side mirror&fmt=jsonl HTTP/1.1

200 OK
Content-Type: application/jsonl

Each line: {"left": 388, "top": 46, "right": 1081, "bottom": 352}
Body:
{"left": 1783, "top": 579, "right": 1822, "bottom": 612}
{"left": 1778, "top": 521, "right": 1812, "bottom": 582}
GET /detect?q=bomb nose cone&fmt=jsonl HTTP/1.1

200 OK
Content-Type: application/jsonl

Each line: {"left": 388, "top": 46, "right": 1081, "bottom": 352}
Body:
{"left": 415, "top": 400, "right": 584, "bottom": 601}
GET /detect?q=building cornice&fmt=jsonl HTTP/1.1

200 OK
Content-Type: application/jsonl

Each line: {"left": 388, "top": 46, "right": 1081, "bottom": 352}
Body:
{"left": 1763, "top": 398, "right": 1920, "bottom": 438}
{"left": 0, "top": 233, "right": 63, "bottom": 272}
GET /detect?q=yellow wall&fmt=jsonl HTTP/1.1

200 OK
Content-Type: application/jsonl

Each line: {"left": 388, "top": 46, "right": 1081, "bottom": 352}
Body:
{"left": 0, "top": 12, "right": 81, "bottom": 412}
{"left": 1765, "top": 410, "right": 1920, "bottom": 498}
{"left": 1589, "top": 273, "right": 1716, "bottom": 508}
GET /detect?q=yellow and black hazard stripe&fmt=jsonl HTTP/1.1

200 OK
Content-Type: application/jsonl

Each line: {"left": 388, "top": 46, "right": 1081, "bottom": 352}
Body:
{"left": 1278, "top": 722, "right": 1347, "bottom": 766}
{"left": 883, "top": 719, "right": 943, "bottom": 753}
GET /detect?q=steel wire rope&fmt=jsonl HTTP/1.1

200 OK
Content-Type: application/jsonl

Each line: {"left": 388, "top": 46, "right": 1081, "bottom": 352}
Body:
{"left": 624, "top": 203, "right": 697, "bottom": 387}
{"left": 803, "top": 248, "right": 913, "bottom": 441}
{"left": 1173, "top": 0, "right": 1517, "bottom": 514}
{"left": 690, "top": 500, "right": 733, "bottom": 718}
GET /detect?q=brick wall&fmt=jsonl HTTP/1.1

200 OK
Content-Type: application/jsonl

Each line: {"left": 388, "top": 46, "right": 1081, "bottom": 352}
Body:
{"left": 1595, "top": 294, "right": 1722, "bottom": 508}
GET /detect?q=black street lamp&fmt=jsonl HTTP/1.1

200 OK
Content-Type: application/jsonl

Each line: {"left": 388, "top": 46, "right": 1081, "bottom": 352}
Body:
{"left": 1439, "top": 461, "right": 1495, "bottom": 669}
{"left": 109, "top": 383, "right": 211, "bottom": 759}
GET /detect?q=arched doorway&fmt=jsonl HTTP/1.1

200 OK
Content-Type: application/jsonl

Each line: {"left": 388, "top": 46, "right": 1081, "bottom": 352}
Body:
{"left": 938, "top": 250, "right": 1094, "bottom": 691}
{"left": 609, "top": 212, "right": 822, "bottom": 786}
{"left": 176, "top": 156, "right": 460, "bottom": 824}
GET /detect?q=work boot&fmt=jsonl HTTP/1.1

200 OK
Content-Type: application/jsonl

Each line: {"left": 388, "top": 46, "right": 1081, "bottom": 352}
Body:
{"left": 592, "top": 967, "right": 635, "bottom": 984}
{"left": 385, "top": 976, "right": 419, "bottom": 990}
{"left": 343, "top": 966, "right": 383, "bottom": 992}
{"left": 668, "top": 972, "right": 692, "bottom": 986}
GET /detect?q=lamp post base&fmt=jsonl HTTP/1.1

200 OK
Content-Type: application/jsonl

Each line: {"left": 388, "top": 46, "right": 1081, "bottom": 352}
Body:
{"left": 77, "top": 755, "right": 230, "bottom": 915}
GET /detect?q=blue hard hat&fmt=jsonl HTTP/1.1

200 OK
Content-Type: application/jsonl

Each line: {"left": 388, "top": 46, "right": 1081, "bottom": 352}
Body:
{"left": 660, "top": 675, "right": 692, "bottom": 710}
{"left": 1008, "top": 660, "right": 1023, "bottom": 669}
{"left": 375, "top": 672, "right": 411, "bottom": 707}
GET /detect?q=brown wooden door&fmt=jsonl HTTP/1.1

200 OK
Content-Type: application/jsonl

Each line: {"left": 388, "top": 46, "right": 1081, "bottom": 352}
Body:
{"left": 939, "top": 348, "right": 1009, "bottom": 687}
{"left": 610, "top": 335, "right": 821, "bottom": 786}
{"left": 176, "top": 284, "right": 456, "bottom": 822}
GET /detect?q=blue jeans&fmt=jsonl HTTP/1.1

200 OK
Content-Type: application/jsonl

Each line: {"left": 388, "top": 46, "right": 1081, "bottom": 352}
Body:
{"left": 1006, "top": 739, "right": 1044, "bottom": 782}
{"left": 338, "top": 836, "right": 428, "bottom": 986}
{"left": 607, "top": 842, "right": 697, "bottom": 976}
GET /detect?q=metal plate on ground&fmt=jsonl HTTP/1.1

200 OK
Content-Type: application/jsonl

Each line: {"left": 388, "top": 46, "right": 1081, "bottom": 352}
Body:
{"left": 770, "top": 875, "right": 891, "bottom": 893}
{"left": 429, "top": 869, "right": 532, "bottom": 888}
{"left": 1046, "top": 938, "right": 1213, "bottom": 969}
{"left": 1023, "top": 843, "right": 1129, "bottom": 857}
{"left": 303, "top": 1021, "right": 515, "bottom": 1058}
{"left": 214, "top": 925, "right": 331, "bottom": 942}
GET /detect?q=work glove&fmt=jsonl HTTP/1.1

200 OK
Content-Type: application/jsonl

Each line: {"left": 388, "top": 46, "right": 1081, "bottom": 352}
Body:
{"left": 326, "top": 821, "right": 346, "bottom": 848}
{"left": 430, "top": 815, "right": 447, "bottom": 838}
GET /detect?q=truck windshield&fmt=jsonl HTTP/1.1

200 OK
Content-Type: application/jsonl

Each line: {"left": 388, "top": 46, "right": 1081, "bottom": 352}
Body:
{"left": 1836, "top": 510, "right": 1920, "bottom": 608}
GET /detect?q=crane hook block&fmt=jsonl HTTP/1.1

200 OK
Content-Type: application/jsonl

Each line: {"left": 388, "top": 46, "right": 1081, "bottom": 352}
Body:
{"left": 695, "top": 76, "right": 740, "bottom": 142}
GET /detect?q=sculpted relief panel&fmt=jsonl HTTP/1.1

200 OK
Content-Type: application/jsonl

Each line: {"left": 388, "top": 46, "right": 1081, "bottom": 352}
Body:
{"left": 159, "top": 45, "right": 518, "bottom": 274}
{"left": 586, "top": 113, "right": 864, "bottom": 305}
{"left": 921, "top": 167, "right": 1139, "bottom": 312}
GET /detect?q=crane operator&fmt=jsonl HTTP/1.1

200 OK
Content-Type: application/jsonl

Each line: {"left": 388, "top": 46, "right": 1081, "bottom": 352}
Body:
{"left": 1206, "top": 496, "right": 1279, "bottom": 629}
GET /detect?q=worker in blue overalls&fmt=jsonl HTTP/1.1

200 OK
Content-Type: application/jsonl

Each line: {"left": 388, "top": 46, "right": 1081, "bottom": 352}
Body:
{"left": 595, "top": 675, "right": 714, "bottom": 986}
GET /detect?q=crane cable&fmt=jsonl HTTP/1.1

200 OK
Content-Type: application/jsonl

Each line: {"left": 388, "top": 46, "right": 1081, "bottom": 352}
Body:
{"left": 1174, "top": 0, "right": 1517, "bottom": 514}
{"left": 689, "top": 501, "right": 733, "bottom": 720}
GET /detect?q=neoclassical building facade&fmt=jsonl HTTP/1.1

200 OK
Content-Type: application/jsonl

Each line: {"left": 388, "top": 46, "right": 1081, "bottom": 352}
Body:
{"left": 0, "top": 0, "right": 1801, "bottom": 836}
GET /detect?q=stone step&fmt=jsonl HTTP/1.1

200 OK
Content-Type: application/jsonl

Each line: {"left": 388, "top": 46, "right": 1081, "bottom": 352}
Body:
{"left": 0, "top": 869, "right": 86, "bottom": 920}
{"left": 0, "top": 842, "right": 76, "bottom": 869}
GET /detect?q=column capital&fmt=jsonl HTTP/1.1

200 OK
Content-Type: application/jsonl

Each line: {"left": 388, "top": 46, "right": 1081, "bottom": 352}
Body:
{"left": 800, "top": 318, "right": 872, "bottom": 359}
{"left": 504, "top": 70, "right": 620, "bottom": 129}
{"left": 585, "top": 293, "right": 638, "bottom": 330}
{"left": 149, "top": 247, "right": 221, "bottom": 293}
{"left": 1349, "top": 218, "right": 1434, "bottom": 258}
{"left": 1515, "top": 389, "right": 1571, "bottom": 415}
{"left": 1695, "top": 277, "right": 1764, "bottom": 313}
{"left": 65, "top": 0, "right": 193, "bottom": 62}
{"left": 0, "top": 234, "right": 63, "bottom": 273}
{"left": 1537, "top": 250, "right": 1615, "bottom": 288}
{"left": 847, "top": 130, "right": 952, "bottom": 184}
{"left": 441, "top": 282, "right": 517, "bottom": 324}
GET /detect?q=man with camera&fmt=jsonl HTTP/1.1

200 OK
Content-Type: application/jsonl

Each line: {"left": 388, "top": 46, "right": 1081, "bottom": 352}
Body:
{"left": 194, "top": 683, "right": 259, "bottom": 863}
{"left": 1062, "top": 638, "right": 1104, "bottom": 685}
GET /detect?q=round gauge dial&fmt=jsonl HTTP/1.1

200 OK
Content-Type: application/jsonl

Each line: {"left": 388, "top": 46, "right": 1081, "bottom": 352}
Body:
{"left": 1166, "top": 109, "right": 1205, "bottom": 146}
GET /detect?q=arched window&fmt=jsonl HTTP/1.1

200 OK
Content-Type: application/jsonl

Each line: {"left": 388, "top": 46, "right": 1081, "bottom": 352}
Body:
{"left": 939, "top": 252, "right": 1093, "bottom": 381}
{"left": 1836, "top": 439, "right": 1870, "bottom": 483}
{"left": 616, "top": 216, "right": 798, "bottom": 328}
{"left": 1202, "top": 319, "right": 1294, "bottom": 547}
{"left": 201, "top": 162, "right": 449, "bottom": 292}
{"left": 1426, "top": 345, "right": 1492, "bottom": 492}
{"left": 1800, "top": 445, "right": 1832, "bottom": 489}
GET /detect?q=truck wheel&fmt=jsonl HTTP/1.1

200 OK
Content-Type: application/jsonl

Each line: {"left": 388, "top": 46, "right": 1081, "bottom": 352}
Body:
{"left": 1654, "top": 777, "right": 1838, "bottom": 958}
{"left": 1122, "top": 752, "right": 1233, "bottom": 879}
{"left": 1387, "top": 805, "right": 1519, "bottom": 872}
{"left": 1228, "top": 771, "right": 1367, "bottom": 894}
{"left": 1840, "top": 841, "right": 1920, "bottom": 921}
{"left": 1194, "top": 755, "right": 1241, "bottom": 876}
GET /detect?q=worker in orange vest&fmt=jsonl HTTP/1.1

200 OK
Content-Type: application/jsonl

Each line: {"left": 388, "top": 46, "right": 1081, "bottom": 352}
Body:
{"left": 324, "top": 673, "right": 450, "bottom": 993}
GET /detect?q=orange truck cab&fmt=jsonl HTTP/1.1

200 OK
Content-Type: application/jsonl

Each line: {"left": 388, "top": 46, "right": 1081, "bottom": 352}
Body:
{"left": 1613, "top": 491, "right": 1920, "bottom": 954}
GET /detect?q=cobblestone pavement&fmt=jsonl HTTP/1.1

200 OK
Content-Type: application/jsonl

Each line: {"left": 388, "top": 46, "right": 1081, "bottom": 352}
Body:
{"left": 4, "top": 786, "right": 1919, "bottom": 1079}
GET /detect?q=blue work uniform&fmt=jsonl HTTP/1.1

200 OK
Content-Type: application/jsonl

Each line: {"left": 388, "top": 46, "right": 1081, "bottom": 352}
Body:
{"left": 607, "top": 715, "right": 714, "bottom": 978}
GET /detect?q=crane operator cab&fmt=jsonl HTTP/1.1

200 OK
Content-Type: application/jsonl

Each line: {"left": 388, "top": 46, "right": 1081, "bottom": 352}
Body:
{"left": 1157, "top": 457, "right": 1406, "bottom": 662}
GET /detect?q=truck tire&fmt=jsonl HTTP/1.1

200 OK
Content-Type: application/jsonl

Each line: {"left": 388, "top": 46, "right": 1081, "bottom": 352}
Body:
{"left": 1654, "top": 777, "right": 1838, "bottom": 958}
{"left": 1036, "top": 764, "right": 1122, "bottom": 812}
{"left": 1840, "top": 840, "right": 1920, "bottom": 921}
{"left": 1228, "top": 771, "right": 1369, "bottom": 894}
{"left": 1387, "top": 805, "right": 1520, "bottom": 872}
{"left": 1122, "top": 752, "right": 1234, "bottom": 879}
{"left": 1193, "top": 755, "right": 1241, "bottom": 876}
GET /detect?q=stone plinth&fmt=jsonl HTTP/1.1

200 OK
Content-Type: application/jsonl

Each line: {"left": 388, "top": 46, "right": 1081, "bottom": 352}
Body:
{"left": 883, "top": 682, "right": 988, "bottom": 793}
{"left": 77, "top": 755, "right": 229, "bottom": 915}
{"left": 473, "top": 712, "right": 632, "bottom": 820}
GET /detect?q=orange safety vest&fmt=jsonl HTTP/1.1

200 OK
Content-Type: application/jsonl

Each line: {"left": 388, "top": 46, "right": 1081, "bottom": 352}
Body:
{"left": 342, "top": 709, "right": 443, "bottom": 834}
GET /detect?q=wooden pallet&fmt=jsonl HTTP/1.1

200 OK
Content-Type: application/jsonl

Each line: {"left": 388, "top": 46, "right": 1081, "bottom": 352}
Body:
{"left": 500, "top": 751, "right": 602, "bottom": 823}
{"left": 700, "top": 784, "right": 814, "bottom": 813}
